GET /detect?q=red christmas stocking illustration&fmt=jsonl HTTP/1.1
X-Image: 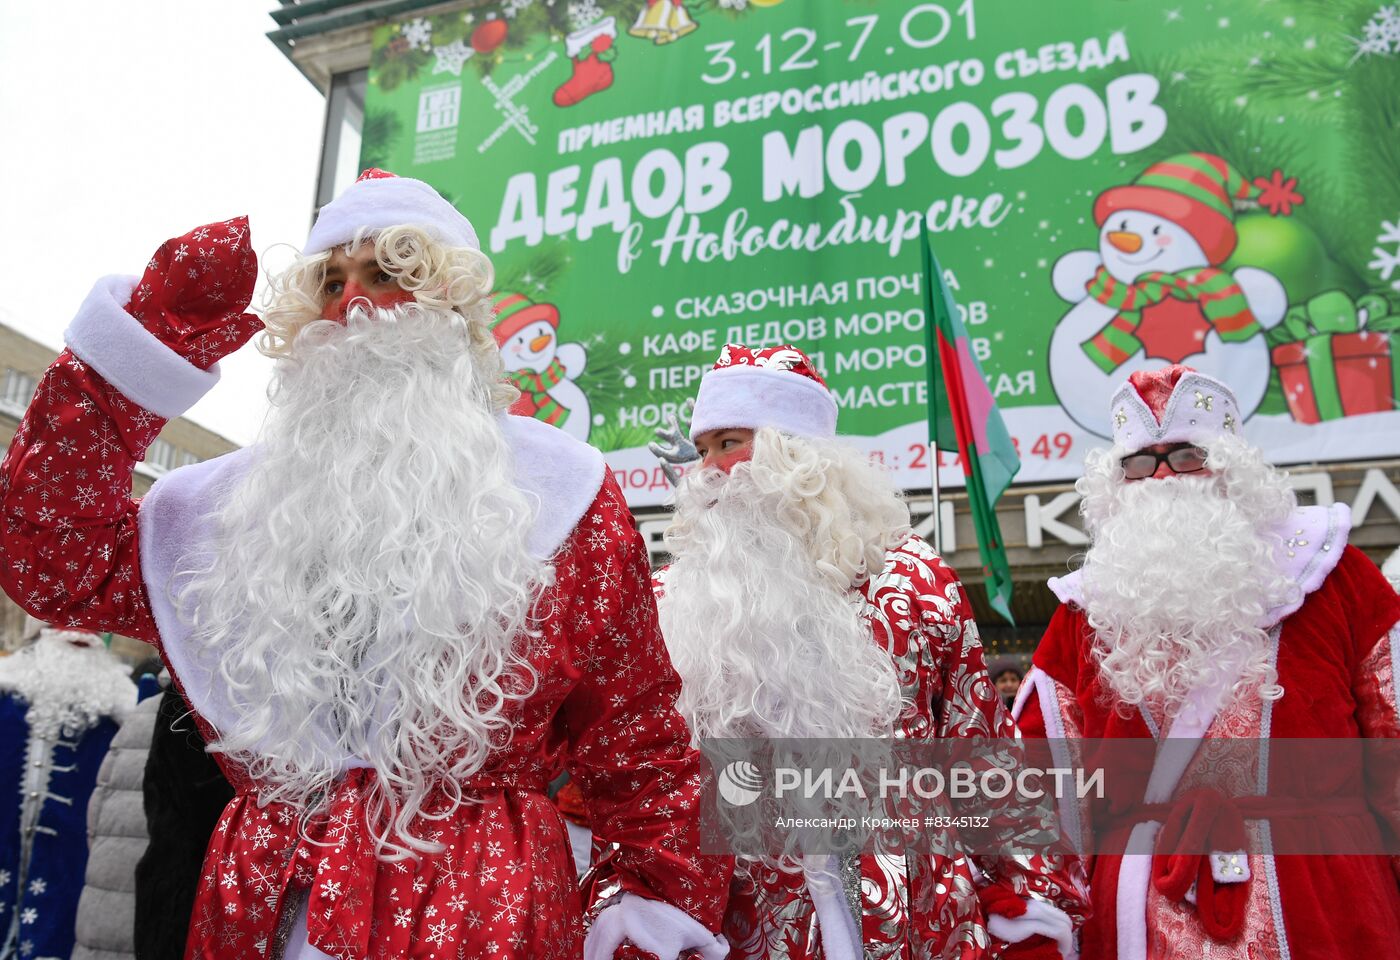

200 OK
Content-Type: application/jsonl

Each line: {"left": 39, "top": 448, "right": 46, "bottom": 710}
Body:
{"left": 554, "top": 18, "right": 617, "bottom": 108}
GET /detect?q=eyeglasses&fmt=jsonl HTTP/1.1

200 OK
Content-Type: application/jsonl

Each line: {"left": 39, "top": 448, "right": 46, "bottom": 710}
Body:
{"left": 1119, "top": 444, "right": 1209, "bottom": 480}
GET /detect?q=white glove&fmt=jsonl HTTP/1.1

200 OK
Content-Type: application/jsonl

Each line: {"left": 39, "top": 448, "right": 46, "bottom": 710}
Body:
{"left": 583, "top": 892, "right": 728, "bottom": 960}
{"left": 987, "top": 898, "right": 1076, "bottom": 960}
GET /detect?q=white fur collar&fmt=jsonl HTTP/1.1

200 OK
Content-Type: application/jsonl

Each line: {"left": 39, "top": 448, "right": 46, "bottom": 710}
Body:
{"left": 0, "top": 631, "right": 135, "bottom": 738}
{"left": 135, "top": 414, "right": 604, "bottom": 747}
{"left": 1048, "top": 503, "right": 1350, "bottom": 628}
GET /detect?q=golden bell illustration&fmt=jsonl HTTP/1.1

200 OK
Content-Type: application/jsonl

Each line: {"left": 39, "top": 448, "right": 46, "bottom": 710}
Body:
{"left": 628, "top": 0, "right": 670, "bottom": 41}
{"left": 665, "top": 1, "right": 698, "bottom": 42}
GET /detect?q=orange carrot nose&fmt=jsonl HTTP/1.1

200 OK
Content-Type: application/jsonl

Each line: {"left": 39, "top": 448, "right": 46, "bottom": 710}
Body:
{"left": 1107, "top": 231, "right": 1143, "bottom": 253}
{"left": 529, "top": 333, "right": 553, "bottom": 352}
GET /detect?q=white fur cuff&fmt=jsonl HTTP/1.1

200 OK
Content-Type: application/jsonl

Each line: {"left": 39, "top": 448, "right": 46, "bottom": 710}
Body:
{"left": 987, "top": 899, "right": 1076, "bottom": 959}
{"left": 63, "top": 275, "right": 221, "bottom": 420}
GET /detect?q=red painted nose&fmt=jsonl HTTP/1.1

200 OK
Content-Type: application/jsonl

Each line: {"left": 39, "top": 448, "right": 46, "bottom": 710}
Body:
{"left": 322, "top": 280, "right": 414, "bottom": 323}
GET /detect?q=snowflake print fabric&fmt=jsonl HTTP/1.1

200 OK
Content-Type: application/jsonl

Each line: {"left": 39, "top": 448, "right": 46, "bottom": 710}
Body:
{"left": 0, "top": 220, "right": 728, "bottom": 959}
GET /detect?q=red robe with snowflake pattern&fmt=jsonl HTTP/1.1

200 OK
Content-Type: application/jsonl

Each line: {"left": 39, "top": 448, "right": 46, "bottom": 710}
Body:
{"left": 0, "top": 219, "right": 730, "bottom": 960}
{"left": 654, "top": 536, "right": 1088, "bottom": 959}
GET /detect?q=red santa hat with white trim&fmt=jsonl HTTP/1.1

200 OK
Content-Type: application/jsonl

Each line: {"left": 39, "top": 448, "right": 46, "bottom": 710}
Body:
{"left": 688, "top": 344, "right": 838, "bottom": 441}
{"left": 304, "top": 168, "right": 480, "bottom": 254}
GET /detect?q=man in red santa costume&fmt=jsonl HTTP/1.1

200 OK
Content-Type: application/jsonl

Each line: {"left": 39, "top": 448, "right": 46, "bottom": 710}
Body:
{"left": 1016, "top": 364, "right": 1400, "bottom": 959}
{"left": 651, "top": 344, "right": 1088, "bottom": 960}
{"left": 0, "top": 170, "right": 729, "bottom": 960}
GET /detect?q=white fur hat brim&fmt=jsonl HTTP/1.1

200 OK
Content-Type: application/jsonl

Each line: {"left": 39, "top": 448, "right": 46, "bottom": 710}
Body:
{"left": 689, "top": 365, "right": 838, "bottom": 440}
{"left": 305, "top": 176, "right": 479, "bottom": 254}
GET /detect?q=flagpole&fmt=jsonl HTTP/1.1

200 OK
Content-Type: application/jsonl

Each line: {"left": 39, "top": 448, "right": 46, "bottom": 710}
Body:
{"left": 918, "top": 220, "right": 942, "bottom": 555}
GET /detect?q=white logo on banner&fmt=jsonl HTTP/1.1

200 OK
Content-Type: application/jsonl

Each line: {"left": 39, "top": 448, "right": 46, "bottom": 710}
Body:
{"left": 718, "top": 760, "right": 764, "bottom": 807}
{"left": 417, "top": 85, "right": 461, "bottom": 133}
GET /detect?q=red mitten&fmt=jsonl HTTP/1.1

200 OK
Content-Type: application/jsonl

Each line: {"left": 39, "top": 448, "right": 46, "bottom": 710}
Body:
{"left": 126, "top": 216, "right": 263, "bottom": 370}
{"left": 979, "top": 882, "right": 1029, "bottom": 920}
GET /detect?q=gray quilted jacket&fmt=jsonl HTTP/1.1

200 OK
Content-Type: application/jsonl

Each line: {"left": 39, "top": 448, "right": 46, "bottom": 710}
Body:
{"left": 70, "top": 691, "right": 160, "bottom": 960}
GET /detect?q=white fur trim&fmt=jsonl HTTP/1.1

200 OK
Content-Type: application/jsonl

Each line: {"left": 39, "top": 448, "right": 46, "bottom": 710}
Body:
{"left": 137, "top": 414, "right": 604, "bottom": 751}
{"left": 1116, "top": 823, "right": 1158, "bottom": 960}
{"left": 63, "top": 275, "right": 221, "bottom": 419}
{"left": 1046, "top": 572, "right": 1083, "bottom": 607}
{"left": 689, "top": 364, "right": 837, "bottom": 440}
{"left": 1015, "top": 667, "right": 1084, "bottom": 853}
{"left": 306, "top": 176, "right": 479, "bottom": 254}
{"left": 802, "top": 856, "right": 861, "bottom": 960}
{"left": 1049, "top": 504, "right": 1350, "bottom": 628}
{"left": 500, "top": 414, "right": 607, "bottom": 560}
{"left": 987, "top": 899, "right": 1076, "bottom": 960}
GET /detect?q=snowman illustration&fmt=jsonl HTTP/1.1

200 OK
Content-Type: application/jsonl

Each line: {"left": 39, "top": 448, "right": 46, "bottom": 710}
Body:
{"left": 491, "top": 291, "right": 591, "bottom": 442}
{"left": 1050, "top": 152, "right": 1299, "bottom": 437}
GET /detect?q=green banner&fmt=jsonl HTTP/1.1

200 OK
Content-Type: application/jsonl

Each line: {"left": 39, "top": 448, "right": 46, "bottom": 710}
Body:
{"left": 365, "top": 0, "right": 1400, "bottom": 505}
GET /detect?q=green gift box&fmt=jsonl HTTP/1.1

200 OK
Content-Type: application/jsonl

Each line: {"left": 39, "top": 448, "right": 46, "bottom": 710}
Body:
{"left": 1269, "top": 290, "right": 1400, "bottom": 423}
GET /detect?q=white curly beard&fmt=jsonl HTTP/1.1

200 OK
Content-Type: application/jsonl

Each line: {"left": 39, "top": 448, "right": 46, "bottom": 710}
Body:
{"left": 1078, "top": 446, "right": 1298, "bottom": 718}
{"left": 0, "top": 631, "right": 134, "bottom": 740}
{"left": 658, "top": 455, "right": 903, "bottom": 742}
{"left": 173, "top": 302, "right": 543, "bottom": 856}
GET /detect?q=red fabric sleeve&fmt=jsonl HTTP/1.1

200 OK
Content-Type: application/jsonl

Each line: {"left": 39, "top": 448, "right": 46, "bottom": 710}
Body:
{"left": 0, "top": 218, "right": 260, "bottom": 640}
{"left": 562, "top": 477, "right": 732, "bottom": 931}
{"left": 0, "top": 351, "right": 163, "bottom": 640}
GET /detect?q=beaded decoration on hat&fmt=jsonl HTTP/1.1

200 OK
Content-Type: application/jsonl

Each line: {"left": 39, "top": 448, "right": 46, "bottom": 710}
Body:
{"left": 1110, "top": 363, "right": 1242, "bottom": 451}
{"left": 712, "top": 344, "right": 829, "bottom": 385}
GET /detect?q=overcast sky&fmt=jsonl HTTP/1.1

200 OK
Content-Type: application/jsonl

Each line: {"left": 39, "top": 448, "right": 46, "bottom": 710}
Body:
{"left": 0, "top": 1, "right": 325, "bottom": 446}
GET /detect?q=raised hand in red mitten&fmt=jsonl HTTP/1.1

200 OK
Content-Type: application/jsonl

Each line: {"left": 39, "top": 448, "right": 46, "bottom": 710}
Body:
{"left": 125, "top": 216, "right": 264, "bottom": 370}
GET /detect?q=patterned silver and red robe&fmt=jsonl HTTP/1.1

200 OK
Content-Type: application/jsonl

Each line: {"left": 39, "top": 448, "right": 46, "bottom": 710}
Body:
{"left": 656, "top": 535, "right": 1088, "bottom": 959}
{"left": 0, "top": 220, "right": 730, "bottom": 960}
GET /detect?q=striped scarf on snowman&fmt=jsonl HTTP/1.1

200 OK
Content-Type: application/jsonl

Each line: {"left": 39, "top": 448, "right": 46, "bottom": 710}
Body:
{"left": 508, "top": 358, "right": 571, "bottom": 426}
{"left": 1082, "top": 265, "right": 1260, "bottom": 373}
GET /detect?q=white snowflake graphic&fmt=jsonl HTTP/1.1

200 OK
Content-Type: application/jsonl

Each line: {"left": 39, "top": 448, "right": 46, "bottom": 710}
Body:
{"left": 1369, "top": 216, "right": 1400, "bottom": 291}
{"left": 490, "top": 890, "right": 527, "bottom": 924}
{"left": 402, "top": 17, "right": 434, "bottom": 50}
{"left": 0, "top": 868, "right": 11, "bottom": 886}
{"left": 27, "top": 879, "right": 45, "bottom": 895}
{"left": 425, "top": 918, "right": 458, "bottom": 946}
{"left": 568, "top": 0, "right": 604, "bottom": 29}
{"left": 393, "top": 907, "right": 412, "bottom": 928}
{"left": 20, "top": 907, "right": 37, "bottom": 924}
{"left": 431, "top": 39, "right": 474, "bottom": 76}
{"left": 1350, "top": 4, "right": 1400, "bottom": 60}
